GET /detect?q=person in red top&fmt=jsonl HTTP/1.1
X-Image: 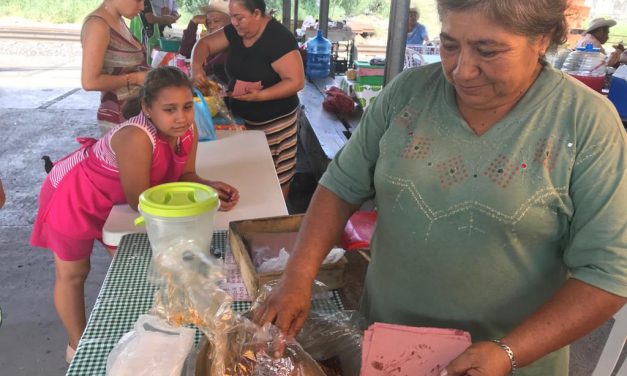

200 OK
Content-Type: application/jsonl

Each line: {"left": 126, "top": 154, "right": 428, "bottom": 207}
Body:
{"left": 180, "top": 0, "right": 231, "bottom": 83}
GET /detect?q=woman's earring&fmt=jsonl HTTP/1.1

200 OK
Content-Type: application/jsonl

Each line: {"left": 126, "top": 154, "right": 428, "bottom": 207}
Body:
{"left": 145, "top": 112, "right": 151, "bottom": 119}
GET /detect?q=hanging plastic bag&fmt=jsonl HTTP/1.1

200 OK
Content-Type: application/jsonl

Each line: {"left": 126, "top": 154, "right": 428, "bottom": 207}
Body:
{"left": 193, "top": 87, "right": 217, "bottom": 141}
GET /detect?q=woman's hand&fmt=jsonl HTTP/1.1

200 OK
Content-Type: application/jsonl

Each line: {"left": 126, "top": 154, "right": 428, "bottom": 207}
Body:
{"left": 231, "top": 88, "right": 264, "bottom": 102}
{"left": 252, "top": 275, "right": 312, "bottom": 337}
{"left": 192, "top": 68, "right": 211, "bottom": 91}
{"left": 131, "top": 71, "right": 147, "bottom": 87}
{"left": 209, "top": 180, "right": 239, "bottom": 211}
{"left": 441, "top": 341, "right": 512, "bottom": 376}
{"left": 191, "top": 15, "right": 206, "bottom": 25}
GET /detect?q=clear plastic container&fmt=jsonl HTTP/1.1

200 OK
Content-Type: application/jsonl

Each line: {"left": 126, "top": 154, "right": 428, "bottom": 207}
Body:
{"left": 546, "top": 47, "right": 571, "bottom": 70}
{"left": 135, "top": 182, "right": 220, "bottom": 258}
{"left": 305, "top": 30, "right": 332, "bottom": 79}
{"left": 561, "top": 44, "right": 607, "bottom": 92}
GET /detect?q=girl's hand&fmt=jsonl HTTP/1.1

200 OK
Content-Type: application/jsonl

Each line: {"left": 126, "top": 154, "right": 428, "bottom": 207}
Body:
{"left": 209, "top": 181, "right": 239, "bottom": 211}
{"left": 441, "top": 341, "right": 512, "bottom": 376}
{"left": 231, "top": 88, "right": 264, "bottom": 102}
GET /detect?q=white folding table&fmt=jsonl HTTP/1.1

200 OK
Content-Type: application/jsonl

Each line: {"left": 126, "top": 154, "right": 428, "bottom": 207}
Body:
{"left": 102, "top": 131, "right": 288, "bottom": 247}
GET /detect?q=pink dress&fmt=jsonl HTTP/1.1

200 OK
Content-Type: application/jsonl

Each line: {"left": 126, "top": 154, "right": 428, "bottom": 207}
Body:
{"left": 30, "top": 113, "right": 194, "bottom": 261}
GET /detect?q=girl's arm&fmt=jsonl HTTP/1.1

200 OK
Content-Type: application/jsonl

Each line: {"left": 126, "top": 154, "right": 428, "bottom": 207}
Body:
{"left": 191, "top": 30, "right": 230, "bottom": 89}
{"left": 233, "top": 50, "right": 305, "bottom": 102}
{"left": 178, "top": 125, "right": 239, "bottom": 211}
{"left": 81, "top": 17, "right": 146, "bottom": 92}
{"left": 111, "top": 126, "right": 153, "bottom": 210}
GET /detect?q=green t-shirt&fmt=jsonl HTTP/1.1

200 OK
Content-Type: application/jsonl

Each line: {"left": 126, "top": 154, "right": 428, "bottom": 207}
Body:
{"left": 320, "top": 63, "right": 627, "bottom": 375}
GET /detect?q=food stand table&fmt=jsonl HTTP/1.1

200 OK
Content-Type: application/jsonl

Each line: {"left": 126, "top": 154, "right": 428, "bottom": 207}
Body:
{"left": 66, "top": 232, "right": 344, "bottom": 376}
{"left": 102, "top": 131, "right": 288, "bottom": 247}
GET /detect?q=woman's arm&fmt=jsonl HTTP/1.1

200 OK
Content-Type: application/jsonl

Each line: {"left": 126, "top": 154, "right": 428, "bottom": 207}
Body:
{"left": 253, "top": 185, "right": 360, "bottom": 336}
{"left": 191, "top": 30, "right": 229, "bottom": 88}
{"left": 110, "top": 126, "right": 153, "bottom": 210}
{"left": 177, "top": 125, "right": 239, "bottom": 211}
{"left": 445, "top": 280, "right": 626, "bottom": 375}
{"left": 179, "top": 20, "right": 199, "bottom": 58}
{"left": 81, "top": 17, "right": 145, "bottom": 92}
{"left": 233, "top": 50, "right": 305, "bottom": 102}
{"left": 143, "top": 12, "right": 178, "bottom": 27}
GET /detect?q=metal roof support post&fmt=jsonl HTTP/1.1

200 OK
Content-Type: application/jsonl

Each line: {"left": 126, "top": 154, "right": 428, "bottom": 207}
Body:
{"left": 282, "top": 0, "right": 291, "bottom": 29}
{"left": 293, "top": 0, "right": 299, "bottom": 35}
{"left": 319, "top": 0, "right": 329, "bottom": 37}
{"left": 384, "top": 0, "right": 410, "bottom": 85}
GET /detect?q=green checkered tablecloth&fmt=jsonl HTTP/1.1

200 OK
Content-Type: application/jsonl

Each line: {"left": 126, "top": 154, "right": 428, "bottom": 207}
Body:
{"left": 66, "top": 232, "right": 344, "bottom": 376}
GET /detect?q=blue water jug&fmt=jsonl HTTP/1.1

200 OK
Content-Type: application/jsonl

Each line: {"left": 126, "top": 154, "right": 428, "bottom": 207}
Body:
{"left": 609, "top": 65, "right": 627, "bottom": 119}
{"left": 306, "top": 30, "right": 332, "bottom": 78}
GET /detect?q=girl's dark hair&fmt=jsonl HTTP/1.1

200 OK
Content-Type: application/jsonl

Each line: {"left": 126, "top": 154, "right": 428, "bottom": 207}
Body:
{"left": 436, "top": 0, "right": 569, "bottom": 52}
{"left": 232, "top": 0, "right": 266, "bottom": 16}
{"left": 122, "top": 66, "right": 193, "bottom": 119}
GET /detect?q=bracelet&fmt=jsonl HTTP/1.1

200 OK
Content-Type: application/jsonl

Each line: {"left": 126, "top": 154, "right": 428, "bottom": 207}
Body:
{"left": 125, "top": 73, "right": 131, "bottom": 91}
{"left": 491, "top": 339, "right": 518, "bottom": 375}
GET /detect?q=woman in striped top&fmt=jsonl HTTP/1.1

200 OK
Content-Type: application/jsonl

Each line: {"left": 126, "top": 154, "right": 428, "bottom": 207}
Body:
{"left": 31, "top": 67, "right": 239, "bottom": 362}
{"left": 81, "top": 0, "right": 151, "bottom": 134}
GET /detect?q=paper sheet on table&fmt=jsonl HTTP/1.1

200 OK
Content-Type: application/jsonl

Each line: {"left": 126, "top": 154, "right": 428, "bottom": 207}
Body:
{"left": 361, "top": 323, "right": 471, "bottom": 376}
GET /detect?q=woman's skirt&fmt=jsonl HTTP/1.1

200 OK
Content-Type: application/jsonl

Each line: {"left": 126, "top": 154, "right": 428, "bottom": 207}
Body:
{"left": 244, "top": 108, "right": 299, "bottom": 188}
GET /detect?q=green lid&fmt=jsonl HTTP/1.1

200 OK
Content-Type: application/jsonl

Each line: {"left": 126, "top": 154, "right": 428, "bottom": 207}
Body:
{"left": 136, "top": 182, "right": 219, "bottom": 222}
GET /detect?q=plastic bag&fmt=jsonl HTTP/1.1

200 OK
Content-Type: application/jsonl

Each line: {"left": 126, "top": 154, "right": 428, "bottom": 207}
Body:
{"left": 296, "top": 311, "right": 364, "bottom": 376}
{"left": 257, "top": 247, "right": 346, "bottom": 273}
{"left": 342, "top": 210, "right": 377, "bottom": 251}
{"left": 193, "top": 87, "right": 216, "bottom": 141}
{"left": 106, "top": 314, "right": 195, "bottom": 376}
{"left": 252, "top": 281, "right": 364, "bottom": 376}
{"left": 149, "top": 237, "right": 323, "bottom": 376}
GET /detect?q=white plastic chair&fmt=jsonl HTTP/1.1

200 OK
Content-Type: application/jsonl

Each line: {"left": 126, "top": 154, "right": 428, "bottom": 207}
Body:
{"left": 592, "top": 305, "right": 627, "bottom": 376}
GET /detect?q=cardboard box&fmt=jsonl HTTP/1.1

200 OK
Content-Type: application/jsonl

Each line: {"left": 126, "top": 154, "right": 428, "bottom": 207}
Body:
{"left": 228, "top": 214, "right": 347, "bottom": 299}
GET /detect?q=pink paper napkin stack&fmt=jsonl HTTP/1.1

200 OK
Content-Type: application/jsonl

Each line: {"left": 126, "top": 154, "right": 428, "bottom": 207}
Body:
{"left": 360, "top": 323, "right": 472, "bottom": 376}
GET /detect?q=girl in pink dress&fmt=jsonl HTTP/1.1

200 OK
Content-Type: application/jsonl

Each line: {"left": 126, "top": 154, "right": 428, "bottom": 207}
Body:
{"left": 31, "top": 66, "right": 239, "bottom": 362}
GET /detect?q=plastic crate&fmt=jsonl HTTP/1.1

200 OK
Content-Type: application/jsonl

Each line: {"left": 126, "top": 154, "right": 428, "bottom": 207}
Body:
{"left": 159, "top": 37, "right": 181, "bottom": 52}
{"left": 355, "top": 75, "right": 384, "bottom": 85}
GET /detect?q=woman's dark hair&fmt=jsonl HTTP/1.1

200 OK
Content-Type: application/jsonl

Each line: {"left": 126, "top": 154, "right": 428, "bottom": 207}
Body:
{"left": 232, "top": 0, "right": 266, "bottom": 16}
{"left": 436, "top": 0, "right": 569, "bottom": 52}
{"left": 122, "top": 66, "right": 193, "bottom": 119}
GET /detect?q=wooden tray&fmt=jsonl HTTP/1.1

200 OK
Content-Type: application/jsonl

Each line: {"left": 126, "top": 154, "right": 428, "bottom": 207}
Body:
{"left": 228, "top": 214, "right": 347, "bottom": 299}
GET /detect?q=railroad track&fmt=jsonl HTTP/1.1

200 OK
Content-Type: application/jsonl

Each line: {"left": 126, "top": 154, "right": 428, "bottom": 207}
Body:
{"left": 0, "top": 26, "right": 80, "bottom": 42}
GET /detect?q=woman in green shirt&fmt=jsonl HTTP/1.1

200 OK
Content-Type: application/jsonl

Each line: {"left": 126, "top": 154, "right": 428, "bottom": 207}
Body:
{"left": 254, "top": 0, "right": 627, "bottom": 375}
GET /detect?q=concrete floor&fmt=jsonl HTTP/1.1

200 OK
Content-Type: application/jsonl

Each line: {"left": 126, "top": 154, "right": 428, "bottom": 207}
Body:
{"left": 0, "top": 22, "right": 623, "bottom": 376}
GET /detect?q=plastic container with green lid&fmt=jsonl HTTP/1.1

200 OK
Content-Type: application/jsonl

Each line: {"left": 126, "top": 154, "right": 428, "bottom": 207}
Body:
{"left": 135, "top": 182, "right": 220, "bottom": 259}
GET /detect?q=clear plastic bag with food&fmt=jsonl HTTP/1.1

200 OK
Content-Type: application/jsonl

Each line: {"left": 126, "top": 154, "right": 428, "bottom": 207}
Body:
{"left": 149, "top": 236, "right": 326, "bottom": 376}
{"left": 252, "top": 281, "right": 365, "bottom": 376}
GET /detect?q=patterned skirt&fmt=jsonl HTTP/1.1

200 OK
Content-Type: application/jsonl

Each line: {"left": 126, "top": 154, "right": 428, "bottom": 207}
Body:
{"left": 244, "top": 108, "right": 299, "bottom": 187}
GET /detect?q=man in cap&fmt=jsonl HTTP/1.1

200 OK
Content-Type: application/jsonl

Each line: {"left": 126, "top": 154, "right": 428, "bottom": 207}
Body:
{"left": 179, "top": 0, "right": 230, "bottom": 83}
{"left": 576, "top": 17, "right": 617, "bottom": 54}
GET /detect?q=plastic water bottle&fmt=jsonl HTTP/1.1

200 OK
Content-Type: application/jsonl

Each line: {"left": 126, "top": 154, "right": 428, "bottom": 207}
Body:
{"left": 305, "top": 30, "right": 332, "bottom": 79}
{"left": 561, "top": 44, "right": 607, "bottom": 92}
